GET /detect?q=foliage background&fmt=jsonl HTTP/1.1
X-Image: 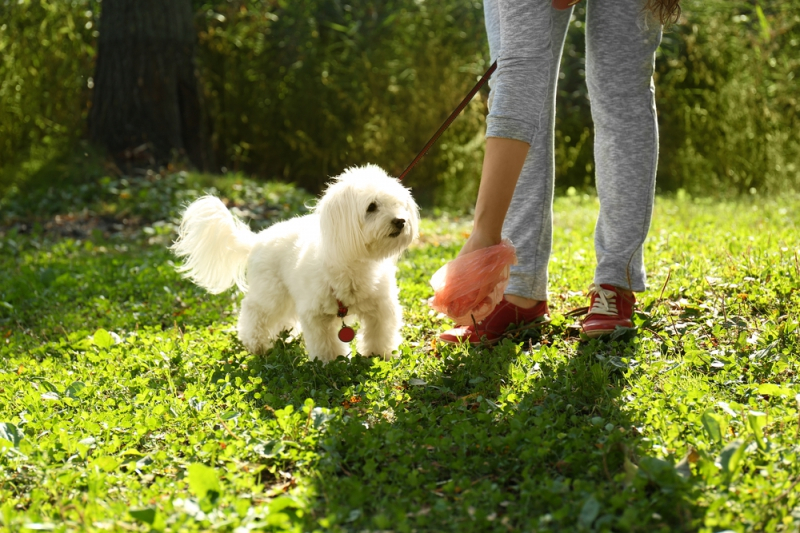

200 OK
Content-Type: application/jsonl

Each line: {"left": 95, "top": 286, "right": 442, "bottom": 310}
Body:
{"left": 1, "top": 0, "right": 798, "bottom": 208}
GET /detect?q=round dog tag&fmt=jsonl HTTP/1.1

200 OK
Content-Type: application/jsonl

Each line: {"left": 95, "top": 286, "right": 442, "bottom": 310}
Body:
{"left": 338, "top": 326, "right": 356, "bottom": 343}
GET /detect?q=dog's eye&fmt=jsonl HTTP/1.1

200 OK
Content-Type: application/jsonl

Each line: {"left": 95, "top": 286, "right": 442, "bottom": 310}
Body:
{"left": 367, "top": 202, "right": 378, "bottom": 213}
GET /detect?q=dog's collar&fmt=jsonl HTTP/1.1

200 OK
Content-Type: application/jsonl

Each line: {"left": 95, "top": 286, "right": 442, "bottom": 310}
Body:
{"left": 336, "top": 299, "right": 356, "bottom": 343}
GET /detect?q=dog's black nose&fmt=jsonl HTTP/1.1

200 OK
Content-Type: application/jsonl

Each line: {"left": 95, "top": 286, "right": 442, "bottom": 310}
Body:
{"left": 392, "top": 218, "right": 406, "bottom": 230}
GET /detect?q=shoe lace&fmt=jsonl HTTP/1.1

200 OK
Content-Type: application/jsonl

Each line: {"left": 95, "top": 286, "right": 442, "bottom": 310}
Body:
{"left": 587, "top": 283, "right": 618, "bottom": 316}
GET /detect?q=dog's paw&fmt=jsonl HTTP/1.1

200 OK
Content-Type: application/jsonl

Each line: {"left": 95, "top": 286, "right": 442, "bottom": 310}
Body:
{"left": 379, "top": 350, "right": 400, "bottom": 361}
{"left": 239, "top": 336, "right": 274, "bottom": 356}
{"left": 308, "top": 352, "right": 348, "bottom": 364}
{"left": 357, "top": 342, "right": 400, "bottom": 361}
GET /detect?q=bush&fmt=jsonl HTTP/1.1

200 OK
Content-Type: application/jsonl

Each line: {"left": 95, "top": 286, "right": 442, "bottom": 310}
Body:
{"left": 655, "top": 0, "right": 800, "bottom": 194}
{"left": 0, "top": 0, "right": 98, "bottom": 171}
{"left": 553, "top": 0, "right": 800, "bottom": 195}
{"left": 0, "top": 0, "right": 798, "bottom": 208}
{"left": 192, "top": 0, "right": 488, "bottom": 207}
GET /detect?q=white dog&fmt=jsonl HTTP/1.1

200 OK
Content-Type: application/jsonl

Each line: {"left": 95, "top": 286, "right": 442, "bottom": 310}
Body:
{"left": 171, "top": 165, "right": 419, "bottom": 362}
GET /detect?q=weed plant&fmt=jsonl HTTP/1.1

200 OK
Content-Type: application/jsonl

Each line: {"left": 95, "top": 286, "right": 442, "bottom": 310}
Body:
{"left": 1, "top": 174, "right": 799, "bottom": 532}
{"left": 2, "top": 1, "right": 799, "bottom": 206}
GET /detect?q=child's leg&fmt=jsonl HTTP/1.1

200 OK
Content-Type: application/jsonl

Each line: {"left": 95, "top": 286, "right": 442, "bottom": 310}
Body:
{"left": 586, "top": 0, "right": 663, "bottom": 292}
{"left": 486, "top": 0, "right": 573, "bottom": 302}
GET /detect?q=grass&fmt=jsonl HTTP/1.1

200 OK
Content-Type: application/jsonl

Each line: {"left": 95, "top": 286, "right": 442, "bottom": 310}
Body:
{"left": 1, "top": 172, "right": 799, "bottom": 532}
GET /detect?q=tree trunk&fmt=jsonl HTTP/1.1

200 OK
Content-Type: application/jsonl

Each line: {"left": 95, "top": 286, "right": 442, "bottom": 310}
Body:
{"left": 88, "top": 0, "right": 208, "bottom": 171}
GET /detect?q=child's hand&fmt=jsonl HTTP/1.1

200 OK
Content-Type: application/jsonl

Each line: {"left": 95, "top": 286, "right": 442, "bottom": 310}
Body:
{"left": 457, "top": 230, "right": 502, "bottom": 258}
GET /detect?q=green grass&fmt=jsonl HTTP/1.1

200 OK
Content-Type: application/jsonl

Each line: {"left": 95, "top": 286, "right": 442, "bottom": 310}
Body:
{"left": 1, "top": 175, "right": 799, "bottom": 532}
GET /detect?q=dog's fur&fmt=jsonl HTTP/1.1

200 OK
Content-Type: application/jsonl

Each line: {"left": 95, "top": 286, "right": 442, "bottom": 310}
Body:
{"left": 171, "top": 165, "right": 419, "bottom": 362}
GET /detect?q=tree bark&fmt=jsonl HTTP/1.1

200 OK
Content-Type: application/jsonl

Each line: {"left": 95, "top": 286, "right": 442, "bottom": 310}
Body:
{"left": 88, "top": 0, "right": 208, "bottom": 171}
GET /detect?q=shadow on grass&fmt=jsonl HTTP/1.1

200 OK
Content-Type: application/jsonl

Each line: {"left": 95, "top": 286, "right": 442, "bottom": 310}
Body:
{"left": 0, "top": 238, "right": 232, "bottom": 349}
{"left": 1, "top": 225, "right": 701, "bottom": 531}
{"left": 0, "top": 141, "right": 108, "bottom": 207}
{"left": 225, "top": 328, "right": 701, "bottom": 533}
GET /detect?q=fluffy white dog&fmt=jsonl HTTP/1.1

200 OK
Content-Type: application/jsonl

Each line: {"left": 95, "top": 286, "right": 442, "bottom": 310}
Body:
{"left": 171, "top": 165, "right": 419, "bottom": 362}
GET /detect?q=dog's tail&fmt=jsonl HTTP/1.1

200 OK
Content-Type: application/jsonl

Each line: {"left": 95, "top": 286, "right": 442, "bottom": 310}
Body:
{"left": 171, "top": 196, "right": 257, "bottom": 294}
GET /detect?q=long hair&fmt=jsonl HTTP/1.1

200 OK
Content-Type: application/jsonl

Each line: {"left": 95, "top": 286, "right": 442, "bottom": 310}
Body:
{"left": 171, "top": 196, "right": 256, "bottom": 294}
{"left": 645, "top": 0, "right": 682, "bottom": 25}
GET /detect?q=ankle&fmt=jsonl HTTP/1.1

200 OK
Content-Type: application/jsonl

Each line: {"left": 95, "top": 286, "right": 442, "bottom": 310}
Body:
{"left": 616, "top": 287, "right": 635, "bottom": 300}
{"left": 599, "top": 284, "right": 635, "bottom": 300}
{"left": 505, "top": 294, "right": 543, "bottom": 309}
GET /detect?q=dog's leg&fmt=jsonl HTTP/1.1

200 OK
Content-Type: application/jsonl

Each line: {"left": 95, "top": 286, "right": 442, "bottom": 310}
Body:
{"left": 357, "top": 300, "right": 403, "bottom": 360}
{"left": 298, "top": 313, "right": 349, "bottom": 363}
{"left": 238, "top": 294, "right": 296, "bottom": 355}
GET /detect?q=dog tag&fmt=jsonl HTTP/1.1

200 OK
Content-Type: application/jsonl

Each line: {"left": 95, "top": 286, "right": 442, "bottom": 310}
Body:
{"left": 338, "top": 325, "right": 355, "bottom": 343}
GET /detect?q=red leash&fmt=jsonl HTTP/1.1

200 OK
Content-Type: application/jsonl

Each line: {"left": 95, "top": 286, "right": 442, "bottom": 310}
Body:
{"left": 335, "top": 61, "right": 498, "bottom": 342}
{"left": 397, "top": 60, "right": 497, "bottom": 182}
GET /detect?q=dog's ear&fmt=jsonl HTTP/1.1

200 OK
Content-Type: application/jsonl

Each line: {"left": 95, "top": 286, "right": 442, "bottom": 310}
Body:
{"left": 406, "top": 191, "right": 421, "bottom": 243}
{"left": 317, "top": 181, "right": 366, "bottom": 265}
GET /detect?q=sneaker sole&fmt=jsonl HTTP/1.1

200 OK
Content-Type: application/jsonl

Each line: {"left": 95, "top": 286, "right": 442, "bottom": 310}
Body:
{"left": 439, "top": 316, "right": 550, "bottom": 346}
{"left": 582, "top": 328, "right": 615, "bottom": 339}
{"left": 581, "top": 325, "right": 636, "bottom": 339}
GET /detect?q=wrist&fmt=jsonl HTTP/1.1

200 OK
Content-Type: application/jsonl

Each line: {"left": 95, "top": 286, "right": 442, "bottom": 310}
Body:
{"left": 458, "top": 229, "right": 502, "bottom": 257}
{"left": 468, "top": 227, "right": 502, "bottom": 247}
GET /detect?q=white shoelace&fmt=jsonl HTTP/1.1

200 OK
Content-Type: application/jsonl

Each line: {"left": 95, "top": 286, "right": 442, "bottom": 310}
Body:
{"left": 587, "top": 283, "right": 618, "bottom": 316}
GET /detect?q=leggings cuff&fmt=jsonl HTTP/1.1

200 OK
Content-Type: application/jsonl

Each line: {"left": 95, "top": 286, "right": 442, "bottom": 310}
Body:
{"left": 486, "top": 116, "right": 534, "bottom": 144}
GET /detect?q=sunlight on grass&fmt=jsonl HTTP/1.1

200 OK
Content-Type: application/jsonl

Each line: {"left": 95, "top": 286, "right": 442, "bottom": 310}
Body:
{"left": 1, "top": 177, "right": 799, "bottom": 532}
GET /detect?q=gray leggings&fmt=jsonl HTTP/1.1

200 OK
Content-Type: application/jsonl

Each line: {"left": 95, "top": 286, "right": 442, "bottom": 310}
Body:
{"left": 485, "top": 0, "right": 663, "bottom": 300}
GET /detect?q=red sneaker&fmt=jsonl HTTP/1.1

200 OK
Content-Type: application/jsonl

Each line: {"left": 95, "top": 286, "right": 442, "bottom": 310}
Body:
{"left": 580, "top": 284, "right": 636, "bottom": 338}
{"left": 439, "top": 298, "right": 550, "bottom": 345}
{"left": 552, "top": 0, "right": 581, "bottom": 9}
